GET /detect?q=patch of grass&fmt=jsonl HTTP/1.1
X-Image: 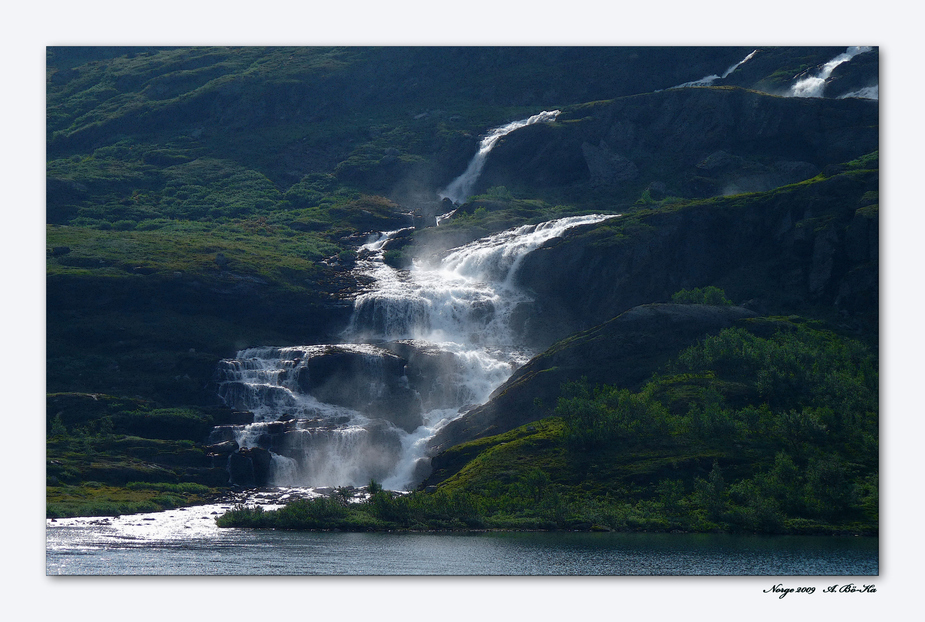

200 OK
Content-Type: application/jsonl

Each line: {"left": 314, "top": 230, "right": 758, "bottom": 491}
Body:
{"left": 46, "top": 223, "right": 338, "bottom": 286}
{"left": 46, "top": 483, "right": 215, "bottom": 518}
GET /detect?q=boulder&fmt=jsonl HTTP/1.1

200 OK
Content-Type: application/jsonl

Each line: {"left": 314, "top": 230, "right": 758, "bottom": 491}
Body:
{"left": 227, "top": 450, "right": 255, "bottom": 487}
{"left": 382, "top": 340, "right": 484, "bottom": 411}
{"left": 204, "top": 440, "right": 239, "bottom": 455}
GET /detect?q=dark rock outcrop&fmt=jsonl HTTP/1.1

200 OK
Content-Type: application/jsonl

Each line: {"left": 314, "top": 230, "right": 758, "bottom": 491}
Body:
{"left": 381, "top": 340, "right": 493, "bottom": 412}
{"left": 228, "top": 447, "right": 272, "bottom": 487}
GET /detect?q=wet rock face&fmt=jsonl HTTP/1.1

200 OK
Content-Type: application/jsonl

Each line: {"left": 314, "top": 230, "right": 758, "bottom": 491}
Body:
{"left": 382, "top": 340, "right": 487, "bottom": 412}
{"left": 228, "top": 447, "right": 272, "bottom": 487}
{"left": 581, "top": 140, "right": 639, "bottom": 186}
{"left": 293, "top": 347, "right": 424, "bottom": 434}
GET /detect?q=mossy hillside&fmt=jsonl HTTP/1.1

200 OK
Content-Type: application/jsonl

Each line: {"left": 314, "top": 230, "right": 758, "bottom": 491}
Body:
{"left": 48, "top": 47, "right": 726, "bottom": 213}
{"left": 408, "top": 155, "right": 878, "bottom": 299}
{"left": 46, "top": 392, "right": 229, "bottom": 517}
{"left": 46, "top": 218, "right": 358, "bottom": 406}
{"left": 46, "top": 221, "right": 339, "bottom": 285}
{"left": 47, "top": 392, "right": 208, "bottom": 436}
{"left": 47, "top": 48, "right": 869, "bottom": 226}
{"left": 471, "top": 86, "right": 877, "bottom": 210}
{"left": 512, "top": 164, "right": 879, "bottom": 345}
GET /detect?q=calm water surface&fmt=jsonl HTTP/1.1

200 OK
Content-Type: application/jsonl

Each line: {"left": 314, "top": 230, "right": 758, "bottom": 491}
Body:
{"left": 46, "top": 502, "right": 878, "bottom": 576}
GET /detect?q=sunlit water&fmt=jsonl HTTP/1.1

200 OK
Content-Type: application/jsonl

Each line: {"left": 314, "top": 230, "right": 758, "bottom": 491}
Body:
{"left": 46, "top": 502, "right": 878, "bottom": 576}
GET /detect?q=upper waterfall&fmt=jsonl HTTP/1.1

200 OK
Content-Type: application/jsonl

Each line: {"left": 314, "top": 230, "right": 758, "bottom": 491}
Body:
{"left": 438, "top": 110, "right": 561, "bottom": 205}
{"left": 790, "top": 46, "right": 873, "bottom": 98}
{"left": 671, "top": 49, "right": 758, "bottom": 89}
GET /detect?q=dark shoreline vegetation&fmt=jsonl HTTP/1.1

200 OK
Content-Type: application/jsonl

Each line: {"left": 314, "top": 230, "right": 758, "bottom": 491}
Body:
{"left": 47, "top": 47, "right": 878, "bottom": 537}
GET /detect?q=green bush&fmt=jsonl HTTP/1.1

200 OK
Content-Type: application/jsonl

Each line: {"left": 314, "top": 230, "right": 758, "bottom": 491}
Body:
{"left": 382, "top": 249, "right": 409, "bottom": 269}
{"left": 671, "top": 286, "right": 732, "bottom": 306}
{"left": 556, "top": 379, "right": 671, "bottom": 449}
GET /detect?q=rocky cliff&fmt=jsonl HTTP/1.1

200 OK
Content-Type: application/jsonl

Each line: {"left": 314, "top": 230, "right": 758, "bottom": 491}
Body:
{"left": 513, "top": 166, "right": 878, "bottom": 348}
{"left": 474, "top": 87, "right": 878, "bottom": 203}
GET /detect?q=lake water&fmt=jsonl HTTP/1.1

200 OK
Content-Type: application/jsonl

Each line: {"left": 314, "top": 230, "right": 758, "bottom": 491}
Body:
{"left": 46, "top": 502, "right": 878, "bottom": 576}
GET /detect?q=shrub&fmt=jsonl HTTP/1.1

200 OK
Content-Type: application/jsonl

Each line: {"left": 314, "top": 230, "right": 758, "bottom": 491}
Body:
{"left": 671, "top": 286, "right": 732, "bottom": 306}
{"left": 382, "top": 249, "right": 409, "bottom": 269}
{"left": 556, "top": 379, "right": 671, "bottom": 449}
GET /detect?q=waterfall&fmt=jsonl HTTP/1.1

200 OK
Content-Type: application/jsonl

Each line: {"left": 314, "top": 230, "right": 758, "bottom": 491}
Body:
{"left": 438, "top": 110, "right": 560, "bottom": 205}
{"left": 671, "top": 50, "right": 758, "bottom": 88}
{"left": 215, "top": 213, "right": 618, "bottom": 491}
{"left": 790, "top": 46, "right": 873, "bottom": 98}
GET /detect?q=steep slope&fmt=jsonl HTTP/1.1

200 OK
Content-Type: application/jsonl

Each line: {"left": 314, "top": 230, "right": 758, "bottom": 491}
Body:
{"left": 516, "top": 164, "right": 879, "bottom": 345}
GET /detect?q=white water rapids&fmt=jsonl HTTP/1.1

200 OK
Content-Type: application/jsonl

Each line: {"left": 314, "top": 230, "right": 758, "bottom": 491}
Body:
{"left": 215, "top": 213, "right": 617, "bottom": 491}
{"left": 790, "top": 46, "right": 873, "bottom": 98}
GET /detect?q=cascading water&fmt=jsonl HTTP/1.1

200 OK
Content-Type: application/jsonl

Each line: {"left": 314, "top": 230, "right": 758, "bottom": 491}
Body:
{"left": 790, "top": 46, "right": 873, "bottom": 98}
{"left": 671, "top": 49, "right": 758, "bottom": 88}
{"left": 438, "top": 110, "right": 560, "bottom": 205}
{"left": 214, "top": 213, "right": 617, "bottom": 491}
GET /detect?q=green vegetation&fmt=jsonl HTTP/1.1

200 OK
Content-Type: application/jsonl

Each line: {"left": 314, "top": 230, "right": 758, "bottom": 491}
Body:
{"left": 671, "top": 286, "right": 733, "bottom": 306}
{"left": 47, "top": 482, "right": 214, "bottom": 519}
{"left": 46, "top": 393, "right": 226, "bottom": 517}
